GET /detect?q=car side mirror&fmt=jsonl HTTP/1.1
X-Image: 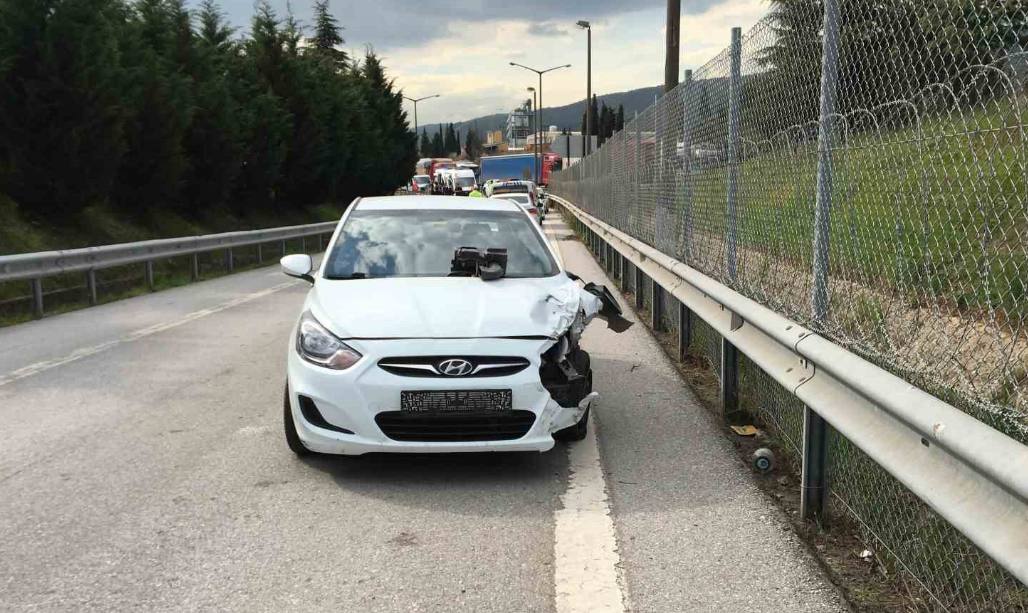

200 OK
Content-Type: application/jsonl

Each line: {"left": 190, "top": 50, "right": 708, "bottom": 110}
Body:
{"left": 281, "top": 254, "right": 315, "bottom": 284}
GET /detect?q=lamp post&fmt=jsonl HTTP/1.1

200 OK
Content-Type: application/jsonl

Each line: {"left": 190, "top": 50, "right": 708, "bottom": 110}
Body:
{"left": 527, "top": 87, "right": 538, "bottom": 182}
{"left": 576, "top": 20, "right": 591, "bottom": 155}
{"left": 510, "top": 62, "right": 571, "bottom": 184}
{"left": 402, "top": 94, "right": 441, "bottom": 144}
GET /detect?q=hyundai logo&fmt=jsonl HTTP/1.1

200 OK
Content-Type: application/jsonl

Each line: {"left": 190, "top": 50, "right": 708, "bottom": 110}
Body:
{"left": 437, "top": 359, "right": 474, "bottom": 376}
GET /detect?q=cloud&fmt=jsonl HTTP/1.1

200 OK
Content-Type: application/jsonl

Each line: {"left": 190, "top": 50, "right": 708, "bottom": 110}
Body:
{"left": 209, "top": 0, "right": 727, "bottom": 51}
{"left": 527, "top": 22, "right": 569, "bottom": 38}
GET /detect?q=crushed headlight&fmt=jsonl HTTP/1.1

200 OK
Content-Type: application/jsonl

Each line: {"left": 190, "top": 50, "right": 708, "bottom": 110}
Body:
{"left": 296, "top": 311, "right": 362, "bottom": 370}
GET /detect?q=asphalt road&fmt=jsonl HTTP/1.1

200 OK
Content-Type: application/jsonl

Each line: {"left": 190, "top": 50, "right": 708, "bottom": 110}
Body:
{"left": 0, "top": 213, "right": 847, "bottom": 613}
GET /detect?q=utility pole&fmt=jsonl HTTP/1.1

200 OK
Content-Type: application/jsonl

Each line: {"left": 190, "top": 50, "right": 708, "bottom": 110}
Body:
{"left": 576, "top": 21, "right": 592, "bottom": 155}
{"left": 664, "top": 0, "right": 680, "bottom": 93}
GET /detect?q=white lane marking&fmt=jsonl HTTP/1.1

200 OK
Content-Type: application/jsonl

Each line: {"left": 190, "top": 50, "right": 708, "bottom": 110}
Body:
{"left": 0, "top": 281, "right": 299, "bottom": 388}
{"left": 554, "top": 416, "right": 628, "bottom": 613}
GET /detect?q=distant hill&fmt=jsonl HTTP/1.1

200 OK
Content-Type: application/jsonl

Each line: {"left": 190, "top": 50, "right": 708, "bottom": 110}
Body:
{"left": 418, "top": 85, "right": 663, "bottom": 138}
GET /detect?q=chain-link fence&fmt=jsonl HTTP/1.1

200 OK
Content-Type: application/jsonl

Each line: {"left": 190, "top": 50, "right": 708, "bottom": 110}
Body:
{"left": 552, "top": 1, "right": 1028, "bottom": 611}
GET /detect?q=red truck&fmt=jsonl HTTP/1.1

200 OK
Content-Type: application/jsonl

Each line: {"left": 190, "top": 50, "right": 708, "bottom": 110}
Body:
{"left": 541, "top": 152, "right": 563, "bottom": 186}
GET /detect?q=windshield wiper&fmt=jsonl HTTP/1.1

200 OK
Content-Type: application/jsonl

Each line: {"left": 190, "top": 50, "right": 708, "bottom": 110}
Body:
{"left": 326, "top": 272, "right": 367, "bottom": 280}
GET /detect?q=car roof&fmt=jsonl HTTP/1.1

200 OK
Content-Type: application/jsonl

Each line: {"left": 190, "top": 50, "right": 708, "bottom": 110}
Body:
{"left": 413, "top": 174, "right": 429, "bottom": 179}
{"left": 491, "top": 180, "right": 533, "bottom": 188}
{"left": 354, "top": 196, "right": 520, "bottom": 212}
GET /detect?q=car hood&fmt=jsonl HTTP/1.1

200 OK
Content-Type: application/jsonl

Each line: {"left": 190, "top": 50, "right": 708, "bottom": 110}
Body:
{"left": 309, "top": 275, "right": 594, "bottom": 339}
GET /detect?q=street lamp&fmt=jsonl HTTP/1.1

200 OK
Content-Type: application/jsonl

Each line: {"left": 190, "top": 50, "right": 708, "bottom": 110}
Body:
{"left": 527, "top": 87, "right": 538, "bottom": 182}
{"left": 576, "top": 21, "right": 591, "bottom": 156}
{"left": 510, "top": 62, "right": 571, "bottom": 184}
{"left": 402, "top": 94, "right": 441, "bottom": 143}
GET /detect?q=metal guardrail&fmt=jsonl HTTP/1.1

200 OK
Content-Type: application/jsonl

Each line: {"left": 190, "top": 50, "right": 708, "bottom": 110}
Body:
{"left": 552, "top": 194, "right": 1028, "bottom": 587}
{"left": 0, "top": 221, "right": 338, "bottom": 316}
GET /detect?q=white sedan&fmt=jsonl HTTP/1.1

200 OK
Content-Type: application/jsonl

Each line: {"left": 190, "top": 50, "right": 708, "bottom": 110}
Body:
{"left": 490, "top": 193, "right": 540, "bottom": 224}
{"left": 280, "top": 196, "right": 624, "bottom": 456}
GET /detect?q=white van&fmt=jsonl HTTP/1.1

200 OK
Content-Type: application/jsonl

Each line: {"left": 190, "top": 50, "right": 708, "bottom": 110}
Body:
{"left": 450, "top": 169, "right": 478, "bottom": 195}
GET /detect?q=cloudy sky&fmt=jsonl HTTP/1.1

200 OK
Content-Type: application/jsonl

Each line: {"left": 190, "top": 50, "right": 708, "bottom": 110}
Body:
{"left": 213, "top": 0, "right": 770, "bottom": 126}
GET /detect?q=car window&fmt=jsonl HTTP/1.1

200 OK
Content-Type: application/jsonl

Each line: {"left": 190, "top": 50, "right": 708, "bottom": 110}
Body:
{"left": 498, "top": 195, "right": 531, "bottom": 206}
{"left": 325, "top": 210, "right": 557, "bottom": 279}
{"left": 456, "top": 177, "right": 476, "bottom": 187}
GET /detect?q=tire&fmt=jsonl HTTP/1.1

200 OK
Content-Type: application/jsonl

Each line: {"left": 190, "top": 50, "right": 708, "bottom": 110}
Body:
{"left": 283, "top": 384, "right": 311, "bottom": 456}
{"left": 553, "top": 369, "right": 593, "bottom": 442}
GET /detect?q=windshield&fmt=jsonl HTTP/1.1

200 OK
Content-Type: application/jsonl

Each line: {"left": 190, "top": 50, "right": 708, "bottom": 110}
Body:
{"left": 324, "top": 209, "right": 557, "bottom": 279}
{"left": 413, "top": 177, "right": 430, "bottom": 185}
{"left": 491, "top": 184, "right": 529, "bottom": 194}
{"left": 456, "top": 177, "right": 476, "bottom": 187}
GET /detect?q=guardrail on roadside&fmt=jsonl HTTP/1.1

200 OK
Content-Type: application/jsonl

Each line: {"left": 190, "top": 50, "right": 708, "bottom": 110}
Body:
{"left": 551, "top": 194, "right": 1028, "bottom": 587}
{"left": 0, "top": 221, "right": 338, "bottom": 317}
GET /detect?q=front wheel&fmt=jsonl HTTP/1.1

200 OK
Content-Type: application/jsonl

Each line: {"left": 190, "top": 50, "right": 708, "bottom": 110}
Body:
{"left": 283, "top": 384, "right": 311, "bottom": 456}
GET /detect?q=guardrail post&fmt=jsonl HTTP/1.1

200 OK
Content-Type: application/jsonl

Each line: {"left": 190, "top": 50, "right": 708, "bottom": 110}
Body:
{"left": 678, "top": 301, "right": 692, "bottom": 361}
{"left": 301, "top": 236, "right": 307, "bottom": 253}
{"left": 726, "top": 26, "right": 741, "bottom": 282}
{"left": 802, "top": 0, "right": 841, "bottom": 524}
{"left": 720, "top": 336, "right": 739, "bottom": 417}
{"left": 635, "top": 267, "right": 644, "bottom": 309}
{"left": 145, "top": 261, "right": 154, "bottom": 290}
{"left": 31, "top": 279, "right": 43, "bottom": 317}
{"left": 257, "top": 244, "right": 263, "bottom": 265}
{"left": 191, "top": 254, "right": 199, "bottom": 281}
{"left": 281, "top": 240, "right": 287, "bottom": 256}
{"left": 226, "top": 248, "right": 234, "bottom": 273}
{"left": 620, "top": 255, "right": 629, "bottom": 293}
{"left": 651, "top": 279, "right": 663, "bottom": 331}
{"left": 86, "top": 270, "right": 98, "bottom": 305}
{"left": 319, "top": 233, "right": 324, "bottom": 252}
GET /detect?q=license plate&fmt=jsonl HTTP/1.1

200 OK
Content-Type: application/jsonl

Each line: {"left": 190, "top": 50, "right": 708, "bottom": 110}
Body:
{"left": 400, "top": 390, "right": 512, "bottom": 413}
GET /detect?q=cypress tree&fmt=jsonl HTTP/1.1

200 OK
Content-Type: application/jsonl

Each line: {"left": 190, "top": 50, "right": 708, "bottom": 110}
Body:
{"left": 420, "top": 129, "right": 430, "bottom": 157}
{"left": 0, "top": 0, "right": 128, "bottom": 217}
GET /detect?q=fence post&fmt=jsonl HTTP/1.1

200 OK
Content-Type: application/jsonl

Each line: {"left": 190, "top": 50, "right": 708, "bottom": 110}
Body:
{"left": 226, "top": 248, "right": 234, "bottom": 273}
{"left": 31, "top": 278, "right": 43, "bottom": 318}
{"left": 634, "top": 111, "right": 641, "bottom": 231}
{"left": 145, "top": 261, "right": 155, "bottom": 290}
{"left": 726, "top": 26, "right": 741, "bottom": 282}
{"left": 682, "top": 69, "right": 693, "bottom": 262}
{"left": 720, "top": 27, "right": 743, "bottom": 420}
{"left": 86, "top": 270, "right": 98, "bottom": 305}
{"left": 802, "top": 0, "right": 841, "bottom": 524}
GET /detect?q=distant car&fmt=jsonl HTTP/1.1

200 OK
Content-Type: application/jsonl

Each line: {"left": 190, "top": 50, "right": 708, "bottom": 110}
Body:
{"left": 486, "top": 180, "right": 538, "bottom": 208}
{"left": 410, "top": 174, "right": 431, "bottom": 194}
{"left": 279, "top": 195, "right": 627, "bottom": 456}
{"left": 490, "top": 193, "right": 539, "bottom": 225}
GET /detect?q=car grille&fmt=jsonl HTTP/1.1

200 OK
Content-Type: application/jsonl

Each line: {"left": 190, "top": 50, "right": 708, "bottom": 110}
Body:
{"left": 374, "top": 410, "right": 536, "bottom": 442}
{"left": 377, "top": 356, "right": 530, "bottom": 378}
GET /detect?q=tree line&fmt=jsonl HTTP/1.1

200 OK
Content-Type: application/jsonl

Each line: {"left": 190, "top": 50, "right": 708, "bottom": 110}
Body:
{"left": 0, "top": 0, "right": 416, "bottom": 221}
{"left": 418, "top": 123, "right": 484, "bottom": 159}
{"left": 580, "top": 96, "right": 626, "bottom": 148}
